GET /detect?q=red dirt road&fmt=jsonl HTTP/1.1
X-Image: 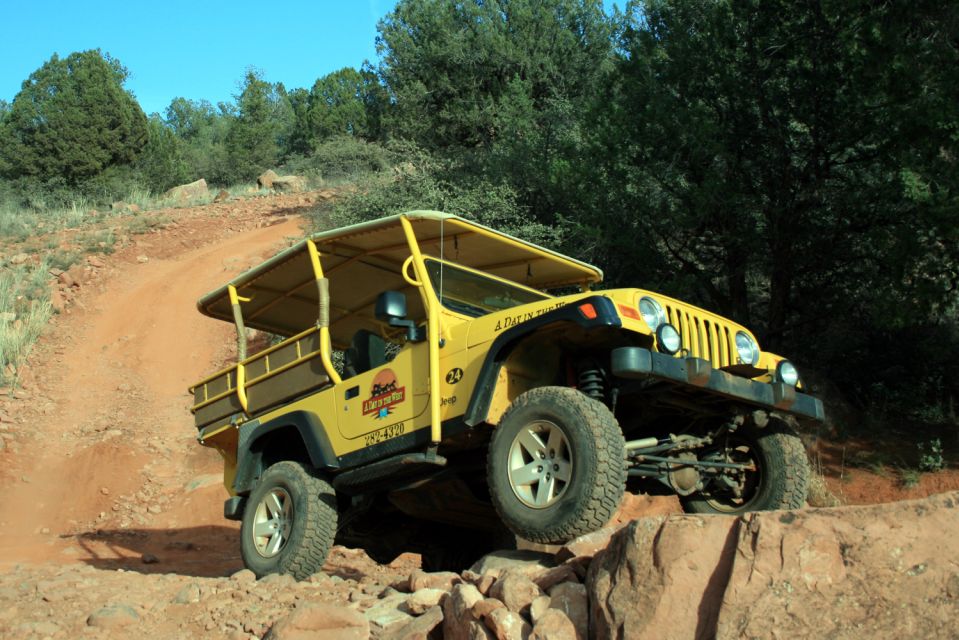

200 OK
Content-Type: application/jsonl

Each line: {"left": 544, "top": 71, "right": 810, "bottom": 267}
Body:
{"left": 0, "top": 196, "right": 309, "bottom": 576}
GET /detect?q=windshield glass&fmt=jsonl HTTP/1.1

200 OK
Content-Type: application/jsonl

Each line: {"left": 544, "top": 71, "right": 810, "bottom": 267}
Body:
{"left": 425, "top": 258, "right": 551, "bottom": 318}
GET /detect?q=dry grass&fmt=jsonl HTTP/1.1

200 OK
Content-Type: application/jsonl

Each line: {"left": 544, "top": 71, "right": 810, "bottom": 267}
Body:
{"left": 0, "top": 181, "right": 266, "bottom": 387}
{"left": 0, "top": 259, "right": 53, "bottom": 385}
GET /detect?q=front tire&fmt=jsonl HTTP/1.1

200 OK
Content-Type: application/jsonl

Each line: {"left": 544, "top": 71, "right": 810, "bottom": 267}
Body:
{"left": 681, "top": 420, "right": 809, "bottom": 515}
{"left": 240, "top": 461, "right": 337, "bottom": 580}
{"left": 487, "top": 387, "right": 626, "bottom": 544}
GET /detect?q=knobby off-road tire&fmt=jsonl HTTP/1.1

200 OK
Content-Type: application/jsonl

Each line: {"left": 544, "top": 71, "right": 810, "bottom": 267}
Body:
{"left": 487, "top": 386, "right": 627, "bottom": 545}
{"left": 681, "top": 420, "right": 810, "bottom": 515}
{"left": 240, "top": 461, "right": 337, "bottom": 580}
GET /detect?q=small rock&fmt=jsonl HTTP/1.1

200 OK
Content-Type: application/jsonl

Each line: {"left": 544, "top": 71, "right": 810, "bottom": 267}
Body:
{"left": 147, "top": 505, "right": 162, "bottom": 514}
{"left": 257, "top": 170, "right": 279, "bottom": 190}
{"left": 472, "top": 597, "right": 506, "bottom": 619}
{"left": 530, "top": 608, "right": 576, "bottom": 640}
{"left": 946, "top": 573, "right": 959, "bottom": 599}
{"left": 141, "top": 553, "right": 159, "bottom": 564}
{"left": 259, "top": 572, "right": 296, "bottom": 588}
{"left": 471, "top": 550, "right": 555, "bottom": 581}
{"left": 532, "top": 564, "right": 578, "bottom": 592}
{"left": 364, "top": 592, "right": 412, "bottom": 630}
{"left": 265, "top": 603, "right": 369, "bottom": 639}
{"left": 162, "top": 179, "right": 208, "bottom": 203}
{"left": 477, "top": 573, "right": 497, "bottom": 595}
{"left": 87, "top": 604, "right": 140, "bottom": 629}
{"left": 136, "top": 255, "right": 149, "bottom": 263}
{"left": 214, "top": 189, "right": 231, "bottom": 203}
{"left": 442, "top": 583, "right": 485, "bottom": 640}
{"left": 173, "top": 583, "right": 201, "bottom": 604}
{"left": 379, "top": 604, "right": 443, "bottom": 640}
{"left": 87, "top": 256, "right": 106, "bottom": 268}
{"left": 555, "top": 526, "right": 619, "bottom": 563}
{"left": 529, "top": 596, "right": 551, "bottom": 624}
{"left": 57, "top": 271, "right": 77, "bottom": 287}
{"left": 50, "top": 288, "right": 65, "bottom": 313}
{"left": 547, "top": 583, "right": 587, "bottom": 640}
{"left": 485, "top": 607, "right": 531, "bottom": 640}
{"left": 407, "top": 588, "right": 446, "bottom": 614}
{"left": 409, "top": 569, "right": 461, "bottom": 592}
{"left": 488, "top": 572, "right": 544, "bottom": 615}
{"left": 9, "top": 253, "right": 29, "bottom": 265}
{"left": 231, "top": 569, "right": 257, "bottom": 584}
{"left": 273, "top": 175, "right": 307, "bottom": 193}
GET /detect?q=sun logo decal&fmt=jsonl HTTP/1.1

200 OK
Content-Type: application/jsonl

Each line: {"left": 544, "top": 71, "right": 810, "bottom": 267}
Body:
{"left": 362, "top": 368, "right": 406, "bottom": 419}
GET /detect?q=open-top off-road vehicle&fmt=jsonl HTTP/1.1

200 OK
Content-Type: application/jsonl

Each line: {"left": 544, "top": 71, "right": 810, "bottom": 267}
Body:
{"left": 191, "top": 212, "right": 823, "bottom": 578}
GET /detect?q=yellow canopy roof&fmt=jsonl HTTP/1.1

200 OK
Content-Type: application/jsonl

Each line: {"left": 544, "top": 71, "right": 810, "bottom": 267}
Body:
{"left": 197, "top": 211, "right": 603, "bottom": 346}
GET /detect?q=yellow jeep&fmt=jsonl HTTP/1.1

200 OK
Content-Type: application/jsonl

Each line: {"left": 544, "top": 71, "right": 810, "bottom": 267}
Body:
{"left": 191, "top": 211, "right": 822, "bottom": 578}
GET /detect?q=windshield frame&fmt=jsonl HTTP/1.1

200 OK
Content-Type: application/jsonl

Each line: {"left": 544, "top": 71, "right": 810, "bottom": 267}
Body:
{"left": 423, "top": 257, "right": 552, "bottom": 318}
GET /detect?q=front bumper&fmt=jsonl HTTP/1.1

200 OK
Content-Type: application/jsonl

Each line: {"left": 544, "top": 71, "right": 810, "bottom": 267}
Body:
{"left": 611, "top": 347, "right": 825, "bottom": 422}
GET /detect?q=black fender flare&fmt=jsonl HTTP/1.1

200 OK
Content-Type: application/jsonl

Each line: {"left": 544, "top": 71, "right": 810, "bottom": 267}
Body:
{"left": 233, "top": 410, "right": 339, "bottom": 494}
{"left": 463, "top": 295, "right": 622, "bottom": 426}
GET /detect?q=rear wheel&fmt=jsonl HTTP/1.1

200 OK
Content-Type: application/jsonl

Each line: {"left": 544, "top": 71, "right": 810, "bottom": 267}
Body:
{"left": 680, "top": 421, "right": 809, "bottom": 514}
{"left": 240, "top": 461, "right": 337, "bottom": 580}
{"left": 487, "top": 387, "right": 626, "bottom": 544}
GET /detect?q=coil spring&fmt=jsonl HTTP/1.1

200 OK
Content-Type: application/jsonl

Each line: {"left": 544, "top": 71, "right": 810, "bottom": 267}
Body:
{"left": 578, "top": 367, "right": 606, "bottom": 401}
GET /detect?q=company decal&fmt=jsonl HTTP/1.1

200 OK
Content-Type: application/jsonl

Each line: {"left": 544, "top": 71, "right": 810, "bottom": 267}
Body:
{"left": 493, "top": 302, "right": 568, "bottom": 332}
{"left": 362, "top": 368, "right": 406, "bottom": 419}
{"left": 445, "top": 368, "right": 464, "bottom": 384}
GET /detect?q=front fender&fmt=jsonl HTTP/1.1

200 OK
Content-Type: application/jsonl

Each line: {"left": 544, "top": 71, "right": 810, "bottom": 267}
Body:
{"left": 464, "top": 295, "right": 622, "bottom": 426}
{"left": 232, "top": 410, "right": 339, "bottom": 494}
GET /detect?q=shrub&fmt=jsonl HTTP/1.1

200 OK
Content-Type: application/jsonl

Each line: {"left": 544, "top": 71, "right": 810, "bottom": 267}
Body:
{"left": 917, "top": 439, "right": 945, "bottom": 473}
{"left": 313, "top": 142, "right": 565, "bottom": 249}
{"left": 281, "top": 136, "right": 394, "bottom": 184}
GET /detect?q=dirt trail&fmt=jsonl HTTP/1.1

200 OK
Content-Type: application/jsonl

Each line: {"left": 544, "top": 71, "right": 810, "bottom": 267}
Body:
{"left": 0, "top": 196, "right": 308, "bottom": 575}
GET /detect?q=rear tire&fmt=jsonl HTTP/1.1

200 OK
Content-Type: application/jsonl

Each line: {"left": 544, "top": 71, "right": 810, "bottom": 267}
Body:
{"left": 240, "top": 461, "right": 337, "bottom": 580}
{"left": 487, "top": 387, "right": 626, "bottom": 544}
{"left": 680, "top": 421, "right": 809, "bottom": 515}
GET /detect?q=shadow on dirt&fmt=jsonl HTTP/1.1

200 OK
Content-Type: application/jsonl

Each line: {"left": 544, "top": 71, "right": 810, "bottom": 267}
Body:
{"left": 68, "top": 525, "right": 383, "bottom": 581}
{"left": 70, "top": 525, "right": 242, "bottom": 578}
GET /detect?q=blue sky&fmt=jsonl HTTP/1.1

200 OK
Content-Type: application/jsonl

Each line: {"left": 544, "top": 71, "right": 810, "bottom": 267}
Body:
{"left": 1, "top": 1, "right": 622, "bottom": 117}
{"left": 0, "top": 0, "right": 397, "bottom": 116}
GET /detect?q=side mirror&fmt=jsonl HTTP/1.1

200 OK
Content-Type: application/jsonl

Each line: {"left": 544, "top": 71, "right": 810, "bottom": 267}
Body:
{"left": 375, "top": 291, "right": 424, "bottom": 342}
{"left": 375, "top": 291, "right": 408, "bottom": 322}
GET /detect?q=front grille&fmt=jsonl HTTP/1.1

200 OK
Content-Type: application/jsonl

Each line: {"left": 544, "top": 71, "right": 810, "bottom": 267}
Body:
{"left": 664, "top": 305, "right": 736, "bottom": 368}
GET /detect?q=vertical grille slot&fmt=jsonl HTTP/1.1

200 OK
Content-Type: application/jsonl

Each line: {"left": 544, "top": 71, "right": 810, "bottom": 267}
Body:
{"left": 662, "top": 303, "right": 735, "bottom": 367}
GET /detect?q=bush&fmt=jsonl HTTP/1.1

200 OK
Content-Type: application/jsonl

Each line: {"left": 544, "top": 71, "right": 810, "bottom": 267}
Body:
{"left": 917, "top": 439, "right": 945, "bottom": 473}
{"left": 281, "top": 136, "right": 394, "bottom": 184}
{"left": 313, "top": 142, "right": 565, "bottom": 249}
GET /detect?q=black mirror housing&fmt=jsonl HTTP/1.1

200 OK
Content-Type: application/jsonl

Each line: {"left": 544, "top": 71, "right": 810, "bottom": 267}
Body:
{"left": 375, "top": 291, "right": 424, "bottom": 342}
{"left": 375, "top": 291, "right": 408, "bottom": 322}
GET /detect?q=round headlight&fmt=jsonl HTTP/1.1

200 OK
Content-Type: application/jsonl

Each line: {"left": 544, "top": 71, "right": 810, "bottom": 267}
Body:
{"left": 776, "top": 360, "right": 799, "bottom": 387}
{"left": 734, "top": 331, "right": 760, "bottom": 365}
{"left": 639, "top": 297, "right": 666, "bottom": 330}
{"left": 656, "top": 323, "right": 682, "bottom": 355}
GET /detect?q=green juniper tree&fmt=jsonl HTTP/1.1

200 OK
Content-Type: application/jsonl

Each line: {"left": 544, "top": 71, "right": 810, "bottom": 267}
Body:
{"left": 0, "top": 50, "right": 147, "bottom": 183}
